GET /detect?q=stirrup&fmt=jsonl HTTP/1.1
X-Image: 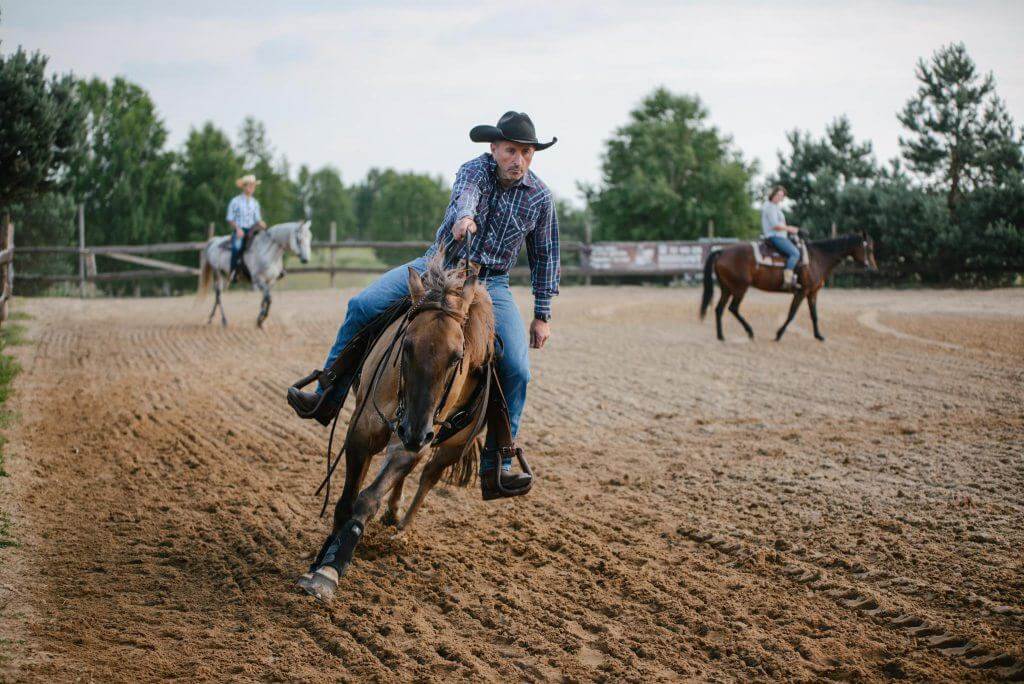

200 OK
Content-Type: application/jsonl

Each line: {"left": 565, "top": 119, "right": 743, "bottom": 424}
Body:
{"left": 490, "top": 446, "right": 534, "bottom": 498}
{"left": 290, "top": 369, "right": 335, "bottom": 419}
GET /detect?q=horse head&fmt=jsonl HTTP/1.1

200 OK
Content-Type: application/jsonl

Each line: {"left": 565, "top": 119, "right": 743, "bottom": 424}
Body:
{"left": 394, "top": 259, "right": 488, "bottom": 453}
{"left": 290, "top": 221, "right": 312, "bottom": 264}
{"left": 855, "top": 230, "right": 878, "bottom": 271}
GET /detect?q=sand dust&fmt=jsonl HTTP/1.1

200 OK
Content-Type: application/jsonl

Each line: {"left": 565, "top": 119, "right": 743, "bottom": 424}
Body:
{"left": 1, "top": 286, "right": 1022, "bottom": 682}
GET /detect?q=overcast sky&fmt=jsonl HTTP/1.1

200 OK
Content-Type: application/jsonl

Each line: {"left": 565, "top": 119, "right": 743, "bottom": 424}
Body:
{"left": 3, "top": 1, "right": 1022, "bottom": 203}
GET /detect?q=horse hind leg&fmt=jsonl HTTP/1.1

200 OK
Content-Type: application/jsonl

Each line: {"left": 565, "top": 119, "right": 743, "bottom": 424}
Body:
{"left": 714, "top": 288, "right": 732, "bottom": 341}
{"left": 728, "top": 288, "right": 755, "bottom": 339}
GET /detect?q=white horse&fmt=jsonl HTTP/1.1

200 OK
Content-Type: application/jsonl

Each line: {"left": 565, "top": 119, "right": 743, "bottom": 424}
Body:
{"left": 198, "top": 220, "right": 312, "bottom": 328}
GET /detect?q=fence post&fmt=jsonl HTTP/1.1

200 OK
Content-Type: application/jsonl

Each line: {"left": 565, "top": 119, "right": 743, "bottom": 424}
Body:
{"left": 78, "top": 203, "right": 86, "bottom": 297}
{"left": 831, "top": 221, "right": 837, "bottom": 239}
{"left": 207, "top": 222, "right": 216, "bottom": 240}
{"left": 0, "top": 217, "right": 11, "bottom": 325}
{"left": 707, "top": 219, "right": 715, "bottom": 239}
{"left": 329, "top": 221, "right": 337, "bottom": 287}
{"left": 583, "top": 214, "right": 593, "bottom": 286}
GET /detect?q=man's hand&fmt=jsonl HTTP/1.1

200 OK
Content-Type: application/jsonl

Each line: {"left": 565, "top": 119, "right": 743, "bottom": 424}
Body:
{"left": 453, "top": 216, "right": 477, "bottom": 241}
{"left": 530, "top": 318, "right": 551, "bottom": 349}
{"left": 234, "top": 227, "right": 244, "bottom": 238}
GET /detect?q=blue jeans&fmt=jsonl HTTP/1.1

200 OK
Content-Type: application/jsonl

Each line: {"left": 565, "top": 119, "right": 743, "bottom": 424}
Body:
{"left": 230, "top": 226, "right": 254, "bottom": 271}
{"left": 321, "top": 257, "right": 530, "bottom": 472}
{"left": 768, "top": 235, "right": 800, "bottom": 270}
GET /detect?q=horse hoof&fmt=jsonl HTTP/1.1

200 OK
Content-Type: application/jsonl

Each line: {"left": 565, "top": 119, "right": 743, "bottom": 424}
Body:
{"left": 815, "top": 335, "right": 826, "bottom": 342}
{"left": 380, "top": 510, "right": 399, "bottom": 528}
{"left": 297, "top": 567, "right": 339, "bottom": 602}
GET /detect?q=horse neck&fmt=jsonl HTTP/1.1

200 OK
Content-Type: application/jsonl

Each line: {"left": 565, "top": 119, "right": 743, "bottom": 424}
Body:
{"left": 811, "top": 236, "right": 858, "bottom": 277}
{"left": 260, "top": 225, "right": 291, "bottom": 257}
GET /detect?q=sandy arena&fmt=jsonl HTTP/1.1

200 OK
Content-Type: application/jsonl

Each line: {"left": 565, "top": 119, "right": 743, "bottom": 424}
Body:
{"left": 0, "top": 285, "right": 1021, "bottom": 682}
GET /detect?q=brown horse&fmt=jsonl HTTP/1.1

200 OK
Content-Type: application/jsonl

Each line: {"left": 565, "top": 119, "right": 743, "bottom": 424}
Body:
{"left": 298, "top": 255, "right": 495, "bottom": 601}
{"left": 700, "top": 232, "right": 877, "bottom": 342}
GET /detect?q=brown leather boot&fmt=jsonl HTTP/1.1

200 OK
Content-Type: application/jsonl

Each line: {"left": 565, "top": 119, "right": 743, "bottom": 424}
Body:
{"left": 479, "top": 447, "right": 533, "bottom": 500}
{"left": 287, "top": 388, "right": 340, "bottom": 427}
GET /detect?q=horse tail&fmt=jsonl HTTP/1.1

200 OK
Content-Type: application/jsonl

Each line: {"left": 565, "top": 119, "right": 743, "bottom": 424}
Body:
{"left": 444, "top": 435, "right": 481, "bottom": 487}
{"left": 700, "top": 249, "right": 721, "bottom": 320}
{"left": 197, "top": 245, "right": 213, "bottom": 298}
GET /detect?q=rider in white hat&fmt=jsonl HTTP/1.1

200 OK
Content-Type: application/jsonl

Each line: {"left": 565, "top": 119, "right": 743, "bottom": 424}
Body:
{"left": 226, "top": 174, "right": 267, "bottom": 280}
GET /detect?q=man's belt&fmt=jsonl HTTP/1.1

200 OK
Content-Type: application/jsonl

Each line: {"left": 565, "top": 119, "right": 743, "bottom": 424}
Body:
{"left": 475, "top": 265, "right": 507, "bottom": 279}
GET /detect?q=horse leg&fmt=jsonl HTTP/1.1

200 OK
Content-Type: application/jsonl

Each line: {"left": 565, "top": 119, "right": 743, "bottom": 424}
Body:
{"left": 727, "top": 288, "right": 754, "bottom": 339}
{"left": 807, "top": 290, "right": 825, "bottom": 341}
{"left": 394, "top": 450, "right": 454, "bottom": 534}
{"left": 775, "top": 291, "right": 805, "bottom": 341}
{"left": 714, "top": 288, "right": 732, "bottom": 341}
{"left": 298, "top": 436, "right": 374, "bottom": 599}
{"left": 380, "top": 469, "right": 410, "bottom": 527}
{"left": 256, "top": 283, "right": 270, "bottom": 328}
{"left": 206, "top": 281, "right": 219, "bottom": 325}
{"left": 301, "top": 441, "right": 422, "bottom": 601}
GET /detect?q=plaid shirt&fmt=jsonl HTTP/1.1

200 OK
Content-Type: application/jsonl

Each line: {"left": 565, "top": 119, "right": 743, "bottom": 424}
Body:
{"left": 226, "top": 194, "right": 262, "bottom": 229}
{"left": 427, "top": 153, "right": 560, "bottom": 318}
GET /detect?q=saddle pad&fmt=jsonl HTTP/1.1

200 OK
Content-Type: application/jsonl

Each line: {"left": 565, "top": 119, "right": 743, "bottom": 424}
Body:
{"left": 752, "top": 240, "right": 808, "bottom": 268}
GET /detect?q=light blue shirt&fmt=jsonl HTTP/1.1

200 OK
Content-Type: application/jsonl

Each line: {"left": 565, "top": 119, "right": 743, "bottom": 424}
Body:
{"left": 761, "top": 201, "right": 786, "bottom": 238}
{"left": 226, "top": 194, "right": 262, "bottom": 229}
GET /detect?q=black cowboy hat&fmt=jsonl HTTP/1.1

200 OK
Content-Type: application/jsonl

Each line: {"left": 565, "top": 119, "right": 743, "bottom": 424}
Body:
{"left": 470, "top": 111, "right": 557, "bottom": 151}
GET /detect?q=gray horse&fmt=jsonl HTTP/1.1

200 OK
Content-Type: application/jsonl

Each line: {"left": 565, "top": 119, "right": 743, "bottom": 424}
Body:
{"left": 199, "top": 221, "right": 312, "bottom": 328}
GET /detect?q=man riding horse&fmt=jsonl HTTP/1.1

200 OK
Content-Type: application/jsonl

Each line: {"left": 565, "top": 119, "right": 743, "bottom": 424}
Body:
{"left": 226, "top": 174, "right": 267, "bottom": 281}
{"left": 288, "top": 111, "right": 559, "bottom": 500}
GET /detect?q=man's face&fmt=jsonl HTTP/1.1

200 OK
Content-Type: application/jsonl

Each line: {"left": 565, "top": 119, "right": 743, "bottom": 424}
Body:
{"left": 243, "top": 182, "right": 256, "bottom": 196}
{"left": 490, "top": 141, "right": 535, "bottom": 183}
{"left": 771, "top": 189, "right": 786, "bottom": 203}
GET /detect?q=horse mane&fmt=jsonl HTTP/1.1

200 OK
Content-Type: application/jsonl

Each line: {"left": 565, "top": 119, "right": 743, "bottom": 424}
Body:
{"left": 811, "top": 233, "right": 862, "bottom": 256}
{"left": 419, "top": 252, "right": 495, "bottom": 369}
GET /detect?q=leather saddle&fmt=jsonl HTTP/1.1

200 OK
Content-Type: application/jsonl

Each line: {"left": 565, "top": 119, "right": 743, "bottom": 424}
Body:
{"left": 752, "top": 239, "right": 808, "bottom": 268}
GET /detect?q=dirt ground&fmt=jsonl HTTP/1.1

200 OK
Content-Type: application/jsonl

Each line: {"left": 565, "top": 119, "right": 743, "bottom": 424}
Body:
{"left": 1, "top": 285, "right": 1022, "bottom": 682}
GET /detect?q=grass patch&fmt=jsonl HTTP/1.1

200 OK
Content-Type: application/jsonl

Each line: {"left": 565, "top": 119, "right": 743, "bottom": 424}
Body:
{"left": 0, "top": 318, "right": 29, "bottom": 478}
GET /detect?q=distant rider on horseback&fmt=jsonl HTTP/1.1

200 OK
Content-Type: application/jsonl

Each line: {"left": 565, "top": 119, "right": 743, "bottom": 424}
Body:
{"left": 762, "top": 185, "right": 802, "bottom": 290}
{"left": 288, "top": 111, "right": 559, "bottom": 500}
{"left": 226, "top": 174, "right": 267, "bottom": 281}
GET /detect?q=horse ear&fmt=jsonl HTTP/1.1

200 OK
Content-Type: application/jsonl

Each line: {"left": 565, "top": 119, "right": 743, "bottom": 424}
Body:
{"left": 407, "top": 268, "right": 425, "bottom": 301}
{"left": 459, "top": 275, "right": 478, "bottom": 314}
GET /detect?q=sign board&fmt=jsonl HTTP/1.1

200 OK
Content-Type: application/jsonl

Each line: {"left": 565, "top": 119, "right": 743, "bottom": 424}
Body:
{"left": 581, "top": 241, "right": 725, "bottom": 274}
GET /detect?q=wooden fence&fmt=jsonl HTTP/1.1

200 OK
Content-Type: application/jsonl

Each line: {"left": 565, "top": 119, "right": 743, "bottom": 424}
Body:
{"left": 0, "top": 217, "right": 15, "bottom": 327}
{"left": 14, "top": 214, "right": 741, "bottom": 292}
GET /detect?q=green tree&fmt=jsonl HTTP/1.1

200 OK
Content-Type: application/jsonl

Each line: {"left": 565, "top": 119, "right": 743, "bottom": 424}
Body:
{"left": 589, "top": 87, "right": 758, "bottom": 241}
{"left": 237, "top": 117, "right": 298, "bottom": 225}
{"left": 353, "top": 168, "right": 449, "bottom": 263}
{"left": 898, "top": 42, "right": 1023, "bottom": 213}
{"left": 295, "top": 165, "right": 355, "bottom": 240}
{"left": 0, "top": 47, "right": 84, "bottom": 212}
{"left": 175, "top": 122, "right": 242, "bottom": 241}
{"left": 72, "top": 77, "right": 179, "bottom": 245}
{"left": 770, "top": 116, "right": 878, "bottom": 236}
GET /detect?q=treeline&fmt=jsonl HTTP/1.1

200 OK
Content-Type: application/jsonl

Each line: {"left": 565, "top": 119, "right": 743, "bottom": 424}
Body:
{"left": 583, "top": 43, "right": 1023, "bottom": 284}
{"left": 766, "top": 44, "right": 1024, "bottom": 284}
{"left": 2, "top": 41, "right": 1022, "bottom": 288}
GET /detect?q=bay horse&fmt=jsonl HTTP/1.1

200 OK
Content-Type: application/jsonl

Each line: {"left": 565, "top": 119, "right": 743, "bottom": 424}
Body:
{"left": 298, "top": 254, "right": 494, "bottom": 602}
{"left": 198, "top": 220, "right": 312, "bottom": 328}
{"left": 700, "top": 231, "right": 877, "bottom": 341}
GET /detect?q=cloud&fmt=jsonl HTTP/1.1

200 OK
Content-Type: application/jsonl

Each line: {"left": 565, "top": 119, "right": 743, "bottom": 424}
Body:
{"left": 2, "top": 0, "right": 1022, "bottom": 203}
